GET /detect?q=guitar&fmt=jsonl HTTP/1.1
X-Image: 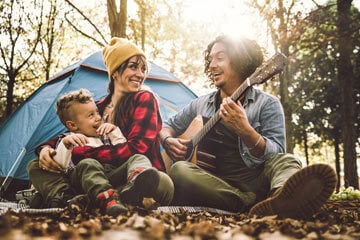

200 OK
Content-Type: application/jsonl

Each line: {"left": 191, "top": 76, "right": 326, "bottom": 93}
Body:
{"left": 162, "top": 53, "right": 287, "bottom": 173}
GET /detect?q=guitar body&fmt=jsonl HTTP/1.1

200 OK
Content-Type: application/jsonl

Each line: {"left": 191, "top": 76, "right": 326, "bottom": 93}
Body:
{"left": 162, "top": 115, "right": 219, "bottom": 173}
{"left": 162, "top": 116, "right": 202, "bottom": 173}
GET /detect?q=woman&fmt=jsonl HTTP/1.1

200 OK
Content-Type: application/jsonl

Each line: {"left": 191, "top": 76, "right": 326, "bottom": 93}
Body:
{"left": 27, "top": 38, "right": 174, "bottom": 216}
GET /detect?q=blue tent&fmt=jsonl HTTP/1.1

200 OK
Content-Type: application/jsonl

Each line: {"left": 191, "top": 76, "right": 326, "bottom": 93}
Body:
{"left": 0, "top": 51, "right": 197, "bottom": 186}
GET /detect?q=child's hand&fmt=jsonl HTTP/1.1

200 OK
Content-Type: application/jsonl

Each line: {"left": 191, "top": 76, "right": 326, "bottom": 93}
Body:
{"left": 62, "top": 133, "right": 88, "bottom": 149}
{"left": 97, "top": 123, "right": 116, "bottom": 135}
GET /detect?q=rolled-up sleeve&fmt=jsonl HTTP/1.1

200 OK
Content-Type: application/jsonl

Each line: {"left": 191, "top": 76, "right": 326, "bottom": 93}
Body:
{"left": 239, "top": 94, "right": 286, "bottom": 168}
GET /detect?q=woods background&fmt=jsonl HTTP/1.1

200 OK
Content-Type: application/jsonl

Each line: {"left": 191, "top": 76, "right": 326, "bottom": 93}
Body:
{"left": 0, "top": 0, "right": 359, "bottom": 190}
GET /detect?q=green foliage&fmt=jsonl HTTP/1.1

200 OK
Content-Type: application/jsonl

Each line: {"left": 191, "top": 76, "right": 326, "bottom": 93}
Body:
{"left": 289, "top": 2, "right": 360, "bottom": 164}
{"left": 330, "top": 186, "right": 360, "bottom": 201}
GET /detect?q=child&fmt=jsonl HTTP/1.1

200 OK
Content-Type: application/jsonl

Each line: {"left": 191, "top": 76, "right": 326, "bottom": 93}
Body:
{"left": 29, "top": 89, "right": 128, "bottom": 216}
{"left": 54, "top": 89, "right": 126, "bottom": 170}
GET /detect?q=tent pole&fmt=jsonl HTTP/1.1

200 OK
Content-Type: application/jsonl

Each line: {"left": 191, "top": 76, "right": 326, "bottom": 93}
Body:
{"left": 0, "top": 148, "right": 26, "bottom": 198}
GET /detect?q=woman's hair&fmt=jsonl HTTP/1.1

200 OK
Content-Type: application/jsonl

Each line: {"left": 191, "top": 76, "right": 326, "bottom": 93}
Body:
{"left": 107, "top": 55, "right": 148, "bottom": 96}
{"left": 112, "top": 92, "right": 137, "bottom": 133}
{"left": 204, "top": 35, "right": 264, "bottom": 86}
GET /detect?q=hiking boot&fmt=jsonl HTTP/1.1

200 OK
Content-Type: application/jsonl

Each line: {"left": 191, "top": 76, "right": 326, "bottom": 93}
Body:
{"left": 120, "top": 167, "right": 160, "bottom": 205}
{"left": 96, "top": 189, "right": 128, "bottom": 217}
{"left": 47, "top": 191, "right": 75, "bottom": 208}
{"left": 29, "top": 191, "right": 44, "bottom": 208}
{"left": 249, "top": 164, "right": 337, "bottom": 219}
{"left": 68, "top": 194, "right": 89, "bottom": 213}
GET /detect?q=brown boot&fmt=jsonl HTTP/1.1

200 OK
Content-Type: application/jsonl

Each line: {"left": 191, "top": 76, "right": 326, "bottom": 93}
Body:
{"left": 249, "top": 164, "right": 337, "bottom": 219}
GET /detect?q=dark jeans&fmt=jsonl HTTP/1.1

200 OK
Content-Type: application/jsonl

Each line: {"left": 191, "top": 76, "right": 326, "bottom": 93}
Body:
{"left": 169, "top": 153, "right": 302, "bottom": 212}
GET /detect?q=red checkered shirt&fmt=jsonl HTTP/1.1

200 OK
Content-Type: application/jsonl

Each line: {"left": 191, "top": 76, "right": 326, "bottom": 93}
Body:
{"left": 36, "top": 90, "right": 165, "bottom": 171}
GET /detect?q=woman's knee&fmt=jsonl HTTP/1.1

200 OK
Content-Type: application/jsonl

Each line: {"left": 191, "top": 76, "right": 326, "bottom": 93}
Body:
{"left": 27, "top": 159, "right": 39, "bottom": 173}
{"left": 127, "top": 154, "right": 152, "bottom": 165}
{"left": 155, "top": 172, "right": 174, "bottom": 205}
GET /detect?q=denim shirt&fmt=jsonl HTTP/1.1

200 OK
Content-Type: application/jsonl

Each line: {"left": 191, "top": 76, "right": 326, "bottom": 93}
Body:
{"left": 163, "top": 86, "right": 286, "bottom": 169}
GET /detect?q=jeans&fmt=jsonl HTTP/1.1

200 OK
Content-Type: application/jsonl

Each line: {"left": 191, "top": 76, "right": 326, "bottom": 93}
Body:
{"left": 169, "top": 153, "right": 302, "bottom": 212}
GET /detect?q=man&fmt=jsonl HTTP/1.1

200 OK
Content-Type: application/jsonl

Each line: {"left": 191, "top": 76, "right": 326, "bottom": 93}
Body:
{"left": 160, "top": 35, "right": 337, "bottom": 219}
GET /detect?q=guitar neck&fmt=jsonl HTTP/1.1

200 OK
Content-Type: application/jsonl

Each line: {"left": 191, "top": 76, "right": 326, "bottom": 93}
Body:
{"left": 192, "top": 83, "right": 249, "bottom": 146}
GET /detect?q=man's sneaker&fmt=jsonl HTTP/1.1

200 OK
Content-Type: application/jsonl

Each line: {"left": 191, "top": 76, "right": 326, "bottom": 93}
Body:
{"left": 249, "top": 163, "right": 337, "bottom": 219}
{"left": 120, "top": 167, "right": 160, "bottom": 205}
{"left": 96, "top": 189, "right": 127, "bottom": 217}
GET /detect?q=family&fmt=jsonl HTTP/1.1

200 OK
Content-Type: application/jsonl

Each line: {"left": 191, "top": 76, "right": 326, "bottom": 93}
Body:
{"left": 27, "top": 35, "right": 337, "bottom": 219}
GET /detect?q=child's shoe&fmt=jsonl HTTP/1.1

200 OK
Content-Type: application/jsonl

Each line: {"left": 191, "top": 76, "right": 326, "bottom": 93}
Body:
{"left": 96, "top": 189, "right": 127, "bottom": 217}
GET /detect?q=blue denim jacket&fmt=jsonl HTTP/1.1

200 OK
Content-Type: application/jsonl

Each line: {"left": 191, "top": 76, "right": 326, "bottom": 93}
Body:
{"left": 163, "top": 86, "right": 286, "bottom": 169}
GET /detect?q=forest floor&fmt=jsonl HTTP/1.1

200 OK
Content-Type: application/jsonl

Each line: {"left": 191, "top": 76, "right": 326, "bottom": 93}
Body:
{"left": 0, "top": 200, "right": 359, "bottom": 240}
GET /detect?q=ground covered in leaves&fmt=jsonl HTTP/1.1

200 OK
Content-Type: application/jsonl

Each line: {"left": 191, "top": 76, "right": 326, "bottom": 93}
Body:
{"left": 0, "top": 200, "right": 359, "bottom": 240}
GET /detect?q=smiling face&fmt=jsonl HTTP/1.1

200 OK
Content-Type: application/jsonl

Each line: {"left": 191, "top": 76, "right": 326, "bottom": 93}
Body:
{"left": 208, "top": 42, "right": 242, "bottom": 94}
{"left": 112, "top": 56, "right": 148, "bottom": 97}
{"left": 67, "top": 101, "right": 102, "bottom": 137}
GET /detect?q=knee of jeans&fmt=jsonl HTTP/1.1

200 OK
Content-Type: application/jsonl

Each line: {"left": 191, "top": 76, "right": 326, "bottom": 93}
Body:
{"left": 26, "top": 159, "right": 39, "bottom": 173}
{"left": 76, "top": 158, "right": 101, "bottom": 170}
{"left": 169, "top": 161, "right": 192, "bottom": 184}
{"left": 128, "top": 154, "right": 151, "bottom": 164}
{"left": 156, "top": 172, "right": 174, "bottom": 204}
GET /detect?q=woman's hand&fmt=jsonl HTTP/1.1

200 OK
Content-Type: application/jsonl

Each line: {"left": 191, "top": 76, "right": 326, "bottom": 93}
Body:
{"left": 38, "top": 146, "right": 62, "bottom": 173}
{"left": 163, "top": 137, "right": 191, "bottom": 162}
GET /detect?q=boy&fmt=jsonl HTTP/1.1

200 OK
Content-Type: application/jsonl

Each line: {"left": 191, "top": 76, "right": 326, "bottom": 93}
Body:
{"left": 29, "top": 89, "right": 128, "bottom": 216}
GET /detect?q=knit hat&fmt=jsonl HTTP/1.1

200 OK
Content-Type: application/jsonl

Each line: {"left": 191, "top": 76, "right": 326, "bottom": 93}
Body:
{"left": 102, "top": 37, "right": 146, "bottom": 77}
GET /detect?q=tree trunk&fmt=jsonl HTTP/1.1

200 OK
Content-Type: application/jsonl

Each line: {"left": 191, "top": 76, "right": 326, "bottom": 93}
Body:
{"left": 303, "top": 130, "right": 309, "bottom": 166}
{"left": 107, "top": 0, "right": 127, "bottom": 38}
{"left": 336, "top": 0, "right": 358, "bottom": 188}
{"left": 334, "top": 131, "right": 341, "bottom": 191}
{"left": 277, "top": 0, "right": 294, "bottom": 153}
{"left": 5, "top": 73, "right": 15, "bottom": 118}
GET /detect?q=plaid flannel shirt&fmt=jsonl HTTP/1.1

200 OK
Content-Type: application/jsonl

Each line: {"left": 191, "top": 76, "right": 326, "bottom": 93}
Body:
{"left": 36, "top": 90, "right": 165, "bottom": 171}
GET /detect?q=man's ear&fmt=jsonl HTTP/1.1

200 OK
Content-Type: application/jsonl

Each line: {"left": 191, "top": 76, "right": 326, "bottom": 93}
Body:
{"left": 65, "top": 120, "right": 78, "bottom": 132}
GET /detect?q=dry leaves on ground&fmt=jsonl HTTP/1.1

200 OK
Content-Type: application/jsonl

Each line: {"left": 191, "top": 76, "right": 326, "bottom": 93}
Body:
{"left": 0, "top": 200, "right": 359, "bottom": 240}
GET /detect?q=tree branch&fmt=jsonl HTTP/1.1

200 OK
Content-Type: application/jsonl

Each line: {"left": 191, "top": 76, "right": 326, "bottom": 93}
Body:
{"left": 65, "top": 15, "right": 105, "bottom": 47}
{"left": 64, "top": 0, "right": 108, "bottom": 44}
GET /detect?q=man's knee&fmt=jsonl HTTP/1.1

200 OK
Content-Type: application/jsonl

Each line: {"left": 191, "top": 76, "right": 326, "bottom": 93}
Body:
{"left": 169, "top": 161, "right": 195, "bottom": 185}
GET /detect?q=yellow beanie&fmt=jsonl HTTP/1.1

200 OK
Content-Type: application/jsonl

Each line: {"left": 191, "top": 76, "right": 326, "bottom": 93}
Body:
{"left": 102, "top": 37, "right": 146, "bottom": 77}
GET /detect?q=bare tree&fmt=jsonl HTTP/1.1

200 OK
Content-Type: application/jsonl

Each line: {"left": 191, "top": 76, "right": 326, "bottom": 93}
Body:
{"left": 0, "top": 0, "right": 44, "bottom": 120}
{"left": 107, "top": 0, "right": 128, "bottom": 38}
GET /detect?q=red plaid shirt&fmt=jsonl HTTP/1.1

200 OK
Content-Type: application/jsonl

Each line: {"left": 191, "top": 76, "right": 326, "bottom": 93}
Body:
{"left": 36, "top": 90, "right": 165, "bottom": 171}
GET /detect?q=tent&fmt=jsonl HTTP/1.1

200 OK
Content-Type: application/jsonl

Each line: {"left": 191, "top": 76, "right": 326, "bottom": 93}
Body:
{"left": 0, "top": 51, "right": 197, "bottom": 196}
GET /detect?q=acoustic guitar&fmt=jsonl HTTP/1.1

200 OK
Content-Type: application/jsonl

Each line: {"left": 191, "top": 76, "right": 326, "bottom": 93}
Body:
{"left": 162, "top": 53, "right": 287, "bottom": 173}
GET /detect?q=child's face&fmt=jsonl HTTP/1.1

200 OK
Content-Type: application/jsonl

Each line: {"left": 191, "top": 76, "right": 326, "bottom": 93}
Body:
{"left": 69, "top": 101, "right": 101, "bottom": 137}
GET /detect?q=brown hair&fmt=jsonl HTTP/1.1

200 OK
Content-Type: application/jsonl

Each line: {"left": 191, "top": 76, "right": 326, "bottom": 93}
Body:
{"left": 204, "top": 35, "right": 264, "bottom": 86}
{"left": 56, "top": 88, "right": 94, "bottom": 125}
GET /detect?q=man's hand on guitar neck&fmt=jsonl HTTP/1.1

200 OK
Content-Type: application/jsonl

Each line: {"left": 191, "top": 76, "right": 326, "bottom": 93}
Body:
{"left": 162, "top": 136, "right": 191, "bottom": 162}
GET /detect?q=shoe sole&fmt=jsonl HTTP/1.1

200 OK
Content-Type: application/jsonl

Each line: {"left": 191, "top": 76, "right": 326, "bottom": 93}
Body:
{"left": 121, "top": 168, "right": 160, "bottom": 204}
{"left": 249, "top": 164, "right": 337, "bottom": 219}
